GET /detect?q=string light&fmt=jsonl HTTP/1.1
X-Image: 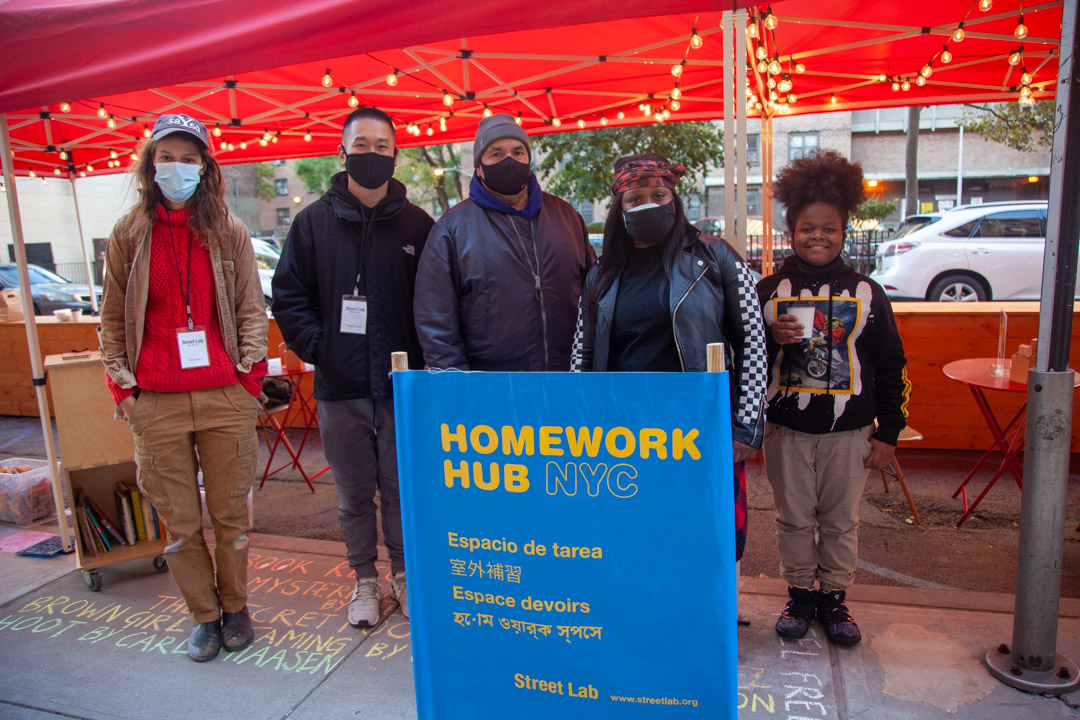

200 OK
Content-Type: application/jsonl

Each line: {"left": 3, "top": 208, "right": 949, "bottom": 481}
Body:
{"left": 1021, "top": 67, "right": 1033, "bottom": 85}
{"left": 483, "top": 105, "right": 493, "bottom": 118}
{"left": 671, "top": 60, "right": 686, "bottom": 78}
{"left": 1015, "top": 15, "right": 1028, "bottom": 39}
{"left": 80, "top": 171, "right": 86, "bottom": 177}
{"left": 321, "top": 68, "right": 333, "bottom": 87}
{"left": 273, "top": 132, "right": 280, "bottom": 143}
{"left": 59, "top": 150, "right": 68, "bottom": 160}
{"left": 53, "top": 168, "right": 61, "bottom": 175}
{"left": 304, "top": 130, "right": 312, "bottom": 142}
{"left": 757, "top": 60, "right": 768, "bottom": 73}
{"left": 978, "top": 0, "right": 992, "bottom": 10}
{"left": 227, "top": 143, "right": 235, "bottom": 151}
{"left": 262, "top": 129, "right": 271, "bottom": 140}
{"left": 439, "top": 117, "right": 448, "bottom": 132}
{"left": 1020, "top": 85, "right": 1033, "bottom": 98}
{"left": 617, "top": 109, "right": 625, "bottom": 119}
{"left": 1019, "top": 94, "right": 1035, "bottom": 107}
{"left": 86, "top": 164, "right": 94, "bottom": 172}
{"left": 940, "top": 46, "right": 953, "bottom": 64}
{"left": 143, "top": 125, "right": 152, "bottom": 138}
{"left": 671, "top": 85, "right": 682, "bottom": 100}
{"left": 131, "top": 152, "right": 138, "bottom": 161}
{"left": 670, "top": 100, "right": 681, "bottom": 111}
{"left": 762, "top": 7, "right": 778, "bottom": 30}
{"left": 689, "top": 28, "right": 703, "bottom": 50}
{"left": 426, "top": 125, "right": 434, "bottom": 136}
{"left": 212, "top": 124, "right": 222, "bottom": 137}
{"left": 551, "top": 117, "right": 562, "bottom": 127}
{"left": 577, "top": 118, "right": 585, "bottom": 128}
{"left": 794, "top": 60, "right": 806, "bottom": 74}
{"left": 600, "top": 114, "right": 608, "bottom": 125}
{"left": 1009, "top": 47, "right": 1023, "bottom": 65}
{"left": 97, "top": 103, "right": 107, "bottom": 119}
{"left": 442, "top": 90, "right": 454, "bottom": 107}
{"left": 110, "top": 149, "right": 118, "bottom": 159}
{"left": 59, "top": 102, "right": 71, "bottom": 113}
{"left": 41, "top": 178, "right": 48, "bottom": 186}
{"left": 920, "top": 62, "right": 933, "bottom": 79}
{"left": 259, "top": 138, "right": 269, "bottom": 147}
{"left": 386, "top": 70, "right": 399, "bottom": 87}
{"left": 778, "top": 75, "right": 793, "bottom": 93}
{"left": 106, "top": 115, "right": 117, "bottom": 128}
{"left": 28, "top": 169, "right": 35, "bottom": 177}
{"left": 768, "top": 55, "right": 782, "bottom": 76}
{"left": 755, "top": 46, "right": 768, "bottom": 61}
{"left": 787, "top": 93, "right": 797, "bottom": 104}
{"left": 515, "top": 113, "right": 523, "bottom": 126}
{"left": 747, "top": 22, "right": 759, "bottom": 39}
{"left": 891, "top": 80, "right": 901, "bottom": 92}
{"left": 239, "top": 141, "right": 247, "bottom": 150}
{"left": 901, "top": 79, "right": 911, "bottom": 91}
{"left": 348, "top": 92, "right": 359, "bottom": 108}
{"left": 916, "top": 75, "right": 927, "bottom": 87}
{"left": 952, "top": 22, "right": 965, "bottom": 43}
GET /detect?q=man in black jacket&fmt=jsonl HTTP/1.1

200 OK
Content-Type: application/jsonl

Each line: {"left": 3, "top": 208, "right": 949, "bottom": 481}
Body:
{"left": 415, "top": 113, "right": 594, "bottom": 371}
{"left": 272, "top": 107, "right": 433, "bottom": 628}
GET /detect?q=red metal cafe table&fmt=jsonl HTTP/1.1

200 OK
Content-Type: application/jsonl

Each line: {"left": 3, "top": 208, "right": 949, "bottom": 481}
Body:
{"left": 942, "top": 357, "right": 1079, "bottom": 528}
{"left": 257, "top": 357, "right": 329, "bottom": 493}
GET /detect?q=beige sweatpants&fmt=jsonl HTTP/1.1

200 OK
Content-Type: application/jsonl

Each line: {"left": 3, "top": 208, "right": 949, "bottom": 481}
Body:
{"left": 762, "top": 422, "right": 872, "bottom": 592}
{"left": 127, "top": 384, "right": 260, "bottom": 623}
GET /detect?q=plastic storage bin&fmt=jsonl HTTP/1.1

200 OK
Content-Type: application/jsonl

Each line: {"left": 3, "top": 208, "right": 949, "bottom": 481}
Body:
{"left": 0, "top": 457, "right": 54, "bottom": 527}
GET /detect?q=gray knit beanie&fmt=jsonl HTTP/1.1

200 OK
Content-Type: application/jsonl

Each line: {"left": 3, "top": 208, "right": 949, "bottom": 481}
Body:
{"left": 473, "top": 114, "right": 531, "bottom": 166}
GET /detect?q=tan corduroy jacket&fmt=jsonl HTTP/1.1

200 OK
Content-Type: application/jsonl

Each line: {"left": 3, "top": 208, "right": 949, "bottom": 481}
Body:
{"left": 99, "top": 208, "right": 268, "bottom": 411}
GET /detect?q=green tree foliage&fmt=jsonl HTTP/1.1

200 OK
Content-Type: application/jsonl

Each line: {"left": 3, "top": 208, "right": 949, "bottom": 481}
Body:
{"left": 255, "top": 162, "right": 277, "bottom": 200}
{"left": 532, "top": 122, "right": 725, "bottom": 204}
{"left": 958, "top": 100, "right": 1054, "bottom": 153}
{"left": 294, "top": 155, "right": 340, "bottom": 194}
{"left": 852, "top": 198, "right": 897, "bottom": 222}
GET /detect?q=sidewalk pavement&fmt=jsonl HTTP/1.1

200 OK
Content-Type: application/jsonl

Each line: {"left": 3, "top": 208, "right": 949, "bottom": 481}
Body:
{"left": 0, "top": 518, "right": 1078, "bottom": 719}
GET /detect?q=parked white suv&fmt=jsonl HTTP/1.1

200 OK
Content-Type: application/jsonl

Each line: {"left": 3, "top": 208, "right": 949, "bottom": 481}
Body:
{"left": 871, "top": 201, "right": 1059, "bottom": 301}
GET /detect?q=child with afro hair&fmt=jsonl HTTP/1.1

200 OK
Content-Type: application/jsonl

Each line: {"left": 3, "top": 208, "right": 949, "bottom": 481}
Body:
{"left": 756, "top": 149, "right": 911, "bottom": 647}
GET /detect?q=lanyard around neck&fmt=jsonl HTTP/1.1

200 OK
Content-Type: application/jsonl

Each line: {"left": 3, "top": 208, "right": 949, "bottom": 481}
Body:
{"left": 165, "top": 208, "right": 195, "bottom": 329}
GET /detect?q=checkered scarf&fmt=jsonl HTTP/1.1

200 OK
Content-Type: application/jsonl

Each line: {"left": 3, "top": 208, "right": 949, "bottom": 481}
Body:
{"left": 612, "top": 157, "right": 687, "bottom": 195}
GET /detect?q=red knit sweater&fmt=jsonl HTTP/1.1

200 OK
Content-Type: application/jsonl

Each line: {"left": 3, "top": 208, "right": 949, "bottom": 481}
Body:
{"left": 106, "top": 205, "right": 266, "bottom": 403}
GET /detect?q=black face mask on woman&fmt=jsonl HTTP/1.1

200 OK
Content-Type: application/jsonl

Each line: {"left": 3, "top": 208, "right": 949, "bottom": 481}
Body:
{"left": 623, "top": 202, "right": 677, "bottom": 245}
{"left": 480, "top": 156, "right": 531, "bottom": 195}
{"left": 344, "top": 151, "right": 395, "bottom": 189}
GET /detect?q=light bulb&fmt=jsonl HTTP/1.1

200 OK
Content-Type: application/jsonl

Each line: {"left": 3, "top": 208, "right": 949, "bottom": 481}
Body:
{"left": 110, "top": 149, "right": 118, "bottom": 159}
{"left": 97, "top": 104, "right": 107, "bottom": 119}
{"left": 747, "top": 23, "right": 759, "bottom": 39}
{"left": 577, "top": 118, "right": 585, "bottom": 128}
{"left": 952, "top": 24, "right": 965, "bottom": 43}
{"left": 1009, "top": 49, "right": 1023, "bottom": 65}
{"left": 212, "top": 124, "right": 222, "bottom": 137}
{"left": 671, "top": 85, "right": 681, "bottom": 100}
{"left": 767, "top": 77, "right": 776, "bottom": 89}
{"left": 442, "top": 91, "right": 454, "bottom": 107}
{"left": 1020, "top": 84, "right": 1032, "bottom": 98}
{"left": 600, "top": 115, "right": 608, "bottom": 125}
{"left": 891, "top": 81, "right": 900, "bottom": 92}
{"left": 42, "top": 178, "right": 48, "bottom": 186}
{"left": 902, "top": 80, "right": 911, "bottom": 91}
{"left": 778, "top": 76, "right": 792, "bottom": 93}
{"left": 763, "top": 10, "right": 778, "bottom": 30}
{"left": 86, "top": 164, "right": 94, "bottom": 172}
{"left": 643, "top": 103, "right": 652, "bottom": 116}
{"left": 978, "top": 0, "right": 992, "bottom": 10}
{"left": 757, "top": 60, "right": 768, "bottom": 73}
{"left": 617, "top": 110, "right": 625, "bottom": 119}
{"left": 515, "top": 114, "right": 523, "bottom": 125}
{"left": 59, "top": 150, "right": 67, "bottom": 160}
{"left": 59, "top": 102, "right": 71, "bottom": 113}
{"left": 941, "top": 47, "right": 953, "bottom": 64}
{"left": 1015, "top": 15, "right": 1028, "bottom": 39}
{"left": 80, "top": 171, "right": 86, "bottom": 177}
{"left": 788, "top": 93, "right": 797, "bottom": 104}
{"left": 795, "top": 61, "right": 806, "bottom": 74}
{"left": 671, "top": 61, "right": 684, "bottom": 78}
{"left": 916, "top": 75, "right": 927, "bottom": 87}
{"left": 769, "top": 90, "right": 778, "bottom": 100}
{"left": 768, "top": 59, "right": 782, "bottom": 76}
{"left": 552, "top": 117, "right": 562, "bottom": 127}
{"left": 483, "top": 106, "right": 493, "bottom": 118}
{"left": 1020, "top": 94, "right": 1035, "bottom": 107}
{"left": 439, "top": 118, "right": 447, "bottom": 131}
{"left": 1021, "top": 69, "right": 1032, "bottom": 85}
{"left": 304, "top": 131, "right": 312, "bottom": 142}
{"left": 131, "top": 152, "right": 138, "bottom": 161}
{"left": 227, "top": 143, "right": 235, "bottom": 151}
{"left": 879, "top": 73, "right": 887, "bottom": 82}
{"left": 259, "top": 139, "right": 268, "bottom": 147}
{"left": 348, "top": 92, "right": 359, "bottom": 108}
{"left": 690, "top": 30, "right": 703, "bottom": 50}
{"left": 28, "top": 169, "right": 35, "bottom": 177}
{"left": 920, "top": 63, "right": 932, "bottom": 78}
{"left": 240, "top": 141, "right": 247, "bottom": 149}
{"left": 670, "top": 99, "right": 681, "bottom": 111}
{"left": 321, "top": 69, "right": 332, "bottom": 87}
{"left": 106, "top": 116, "right": 116, "bottom": 128}
{"left": 53, "top": 167, "right": 61, "bottom": 174}
{"left": 386, "top": 72, "right": 398, "bottom": 87}
{"left": 262, "top": 129, "right": 271, "bottom": 140}
{"left": 755, "top": 46, "right": 767, "bottom": 61}
{"left": 426, "top": 125, "right": 434, "bottom": 136}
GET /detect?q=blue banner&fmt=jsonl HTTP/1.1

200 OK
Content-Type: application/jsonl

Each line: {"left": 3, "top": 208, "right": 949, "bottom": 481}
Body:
{"left": 394, "top": 371, "right": 736, "bottom": 719}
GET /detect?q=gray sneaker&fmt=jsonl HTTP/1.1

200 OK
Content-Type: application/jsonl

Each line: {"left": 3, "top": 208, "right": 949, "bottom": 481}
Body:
{"left": 348, "top": 577, "right": 381, "bottom": 627}
{"left": 390, "top": 571, "right": 409, "bottom": 618}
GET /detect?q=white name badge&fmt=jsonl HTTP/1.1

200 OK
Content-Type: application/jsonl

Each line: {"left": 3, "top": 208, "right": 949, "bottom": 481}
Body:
{"left": 176, "top": 327, "right": 210, "bottom": 368}
{"left": 341, "top": 295, "right": 368, "bottom": 335}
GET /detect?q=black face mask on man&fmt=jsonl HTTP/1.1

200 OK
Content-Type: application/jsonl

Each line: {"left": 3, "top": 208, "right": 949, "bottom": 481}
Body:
{"left": 344, "top": 151, "right": 395, "bottom": 189}
{"left": 623, "top": 202, "right": 677, "bottom": 245}
{"left": 480, "top": 156, "right": 531, "bottom": 195}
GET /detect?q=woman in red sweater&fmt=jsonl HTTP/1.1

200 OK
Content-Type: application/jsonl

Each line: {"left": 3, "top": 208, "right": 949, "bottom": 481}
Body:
{"left": 100, "top": 114, "right": 268, "bottom": 663}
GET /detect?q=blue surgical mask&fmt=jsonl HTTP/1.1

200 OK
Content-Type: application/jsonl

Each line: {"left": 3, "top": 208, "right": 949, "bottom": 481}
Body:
{"left": 155, "top": 162, "right": 202, "bottom": 203}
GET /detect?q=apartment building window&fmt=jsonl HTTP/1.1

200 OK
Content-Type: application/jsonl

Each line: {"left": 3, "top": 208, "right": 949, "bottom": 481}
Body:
{"left": 746, "top": 134, "right": 760, "bottom": 166}
{"left": 746, "top": 188, "right": 762, "bottom": 216}
{"left": 572, "top": 199, "right": 594, "bottom": 224}
{"left": 788, "top": 132, "right": 819, "bottom": 161}
{"left": 276, "top": 208, "right": 291, "bottom": 226}
{"left": 275, "top": 179, "right": 288, "bottom": 196}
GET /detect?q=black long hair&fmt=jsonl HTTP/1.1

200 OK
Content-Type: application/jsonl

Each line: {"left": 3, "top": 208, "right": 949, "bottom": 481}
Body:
{"left": 586, "top": 192, "right": 689, "bottom": 318}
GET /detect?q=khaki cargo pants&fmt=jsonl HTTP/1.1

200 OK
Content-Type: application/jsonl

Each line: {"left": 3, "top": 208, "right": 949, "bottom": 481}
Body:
{"left": 127, "top": 384, "right": 260, "bottom": 624}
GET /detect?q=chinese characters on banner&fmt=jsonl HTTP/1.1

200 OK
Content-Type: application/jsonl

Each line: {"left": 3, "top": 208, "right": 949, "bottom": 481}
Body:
{"left": 394, "top": 371, "right": 736, "bottom": 718}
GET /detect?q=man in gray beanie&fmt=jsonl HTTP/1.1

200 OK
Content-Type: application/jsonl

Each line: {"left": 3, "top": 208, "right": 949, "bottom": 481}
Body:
{"left": 415, "top": 113, "right": 595, "bottom": 371}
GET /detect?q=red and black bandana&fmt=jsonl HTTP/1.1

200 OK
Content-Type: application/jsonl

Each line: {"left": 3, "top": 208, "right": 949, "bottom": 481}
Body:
{"left": 612, "top": 157, "right": 687, "bottom": 195}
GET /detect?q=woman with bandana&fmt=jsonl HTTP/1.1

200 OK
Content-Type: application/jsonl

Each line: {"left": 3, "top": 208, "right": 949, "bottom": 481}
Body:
{"left": 100, "top": 114, "right": 268, "bottom": 662}
{"left": 571, "top": 153, "right": 767, "bottom": 599}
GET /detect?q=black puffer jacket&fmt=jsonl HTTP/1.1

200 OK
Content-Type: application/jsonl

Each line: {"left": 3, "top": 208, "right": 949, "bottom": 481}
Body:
{"left": 571, "top": 226, "right": 767, "bottom": 448}
{"left": 414, "top": 194, "right": 592, "bottom": 371}
{"left": 272, "top": 173, "right": 434, "bottom": 400}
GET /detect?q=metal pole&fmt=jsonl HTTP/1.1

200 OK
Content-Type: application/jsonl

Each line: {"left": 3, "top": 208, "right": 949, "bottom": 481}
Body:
{"left": 722, "top": 9, "right": 735, "bottom": 254}
{"left": 985, "top": 0, "right": 1080, "bottom": 695}
{"left": 956, "top": 125, "right": 964, "bottom": 205}
{"left": 762, "top": 115, "right": 772, "bottom": 276}
{"left": 735, "top": 9, "right": 748, "bottom": 261}
{"left": 69, "top": 178, "right": 99, "bottom": 312}
{"left": 0, "top": 113, "right": 74, "bottom": 553}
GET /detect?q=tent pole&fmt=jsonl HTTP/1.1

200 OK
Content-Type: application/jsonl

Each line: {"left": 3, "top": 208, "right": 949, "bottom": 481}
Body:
{"left": 0, "top": 113, "right": 73, "bottom": 553}
{"left": 722, "top": 9, "right": 735, "bottom": 256}
{"left": 735, "top": 8, "right": 748, "bottom": 262}
{"left": 70, "top": 178, "right": 99, "bottom": 312}
{"left": 985, "top": 0, "right": 1080, "bottom": 695}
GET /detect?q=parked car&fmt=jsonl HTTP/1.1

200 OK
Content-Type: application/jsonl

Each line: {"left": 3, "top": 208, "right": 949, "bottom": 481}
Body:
{"left": 870, "top": 201, "right": 1058, "bottom": 302}
{"left": 693, "top": 215, "right": 785, "bottom": 240}
{"left": 0, "top": 263, "right": 102, "bottom": 315}
{"left": 251, "top": 237, "right": 280, "bottom": 307}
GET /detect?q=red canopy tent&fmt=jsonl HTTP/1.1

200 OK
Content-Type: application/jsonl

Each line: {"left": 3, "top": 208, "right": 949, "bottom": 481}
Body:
{"left": 0, "top": 0, "right": 1062, "bottom": 176}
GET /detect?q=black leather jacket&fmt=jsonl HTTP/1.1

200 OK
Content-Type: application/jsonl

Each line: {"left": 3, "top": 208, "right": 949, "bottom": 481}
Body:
{"left": 571, "top": 226, "right": 767, "bottom": 448}
{"left": 414, "top": 194, "right": 592, "bottom": 371}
